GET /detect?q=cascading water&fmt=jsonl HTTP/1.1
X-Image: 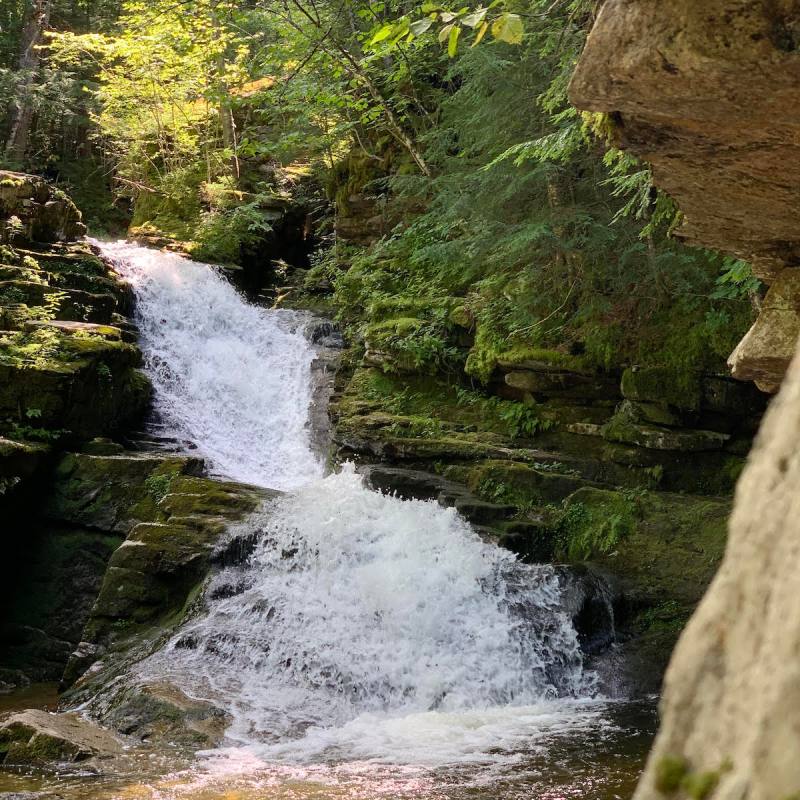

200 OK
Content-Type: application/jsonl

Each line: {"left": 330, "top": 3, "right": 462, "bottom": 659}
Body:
{"left": 98, "top": 241, "right": 322, "bottom": 490}
{"left": 94, "top": 242, "right": 614, "bottom": 795}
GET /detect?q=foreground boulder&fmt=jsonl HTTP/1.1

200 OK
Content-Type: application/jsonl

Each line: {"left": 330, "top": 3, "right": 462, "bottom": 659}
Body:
{"left": 633, "top": 338, "right": 800, "bottom": 798}
{"left": 0, "top": 709, "right": 122, "bottom": 765}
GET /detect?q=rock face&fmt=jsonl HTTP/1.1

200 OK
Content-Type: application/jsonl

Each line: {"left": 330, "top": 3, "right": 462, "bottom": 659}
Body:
{"left": 0, "top": 171, "right": 86, "bottom": 244}
{"left": 633, "top": 344, "right": 800, "bottom": 800}
{"left": 570, "top": 2, "right": 800, "bottom": 797}
{"left": 0, "top": 175, "right": 152, "bottom": 499}
{"left": 569, "top": 0, "right": 800, "bottom": 391}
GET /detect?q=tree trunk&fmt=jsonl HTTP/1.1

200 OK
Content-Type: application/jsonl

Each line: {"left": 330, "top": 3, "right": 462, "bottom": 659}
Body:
{"left": 212, "top": 15, "right": 240, "bottom": 183}
{"left": 4, "top": 0, "right": 52, "bottom": 165}
{"left": 217, "top": 77, "right": 240, "bottom": 183}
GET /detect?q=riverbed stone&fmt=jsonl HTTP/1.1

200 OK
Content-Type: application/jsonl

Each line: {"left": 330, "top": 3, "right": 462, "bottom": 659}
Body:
{"left": 0, "top": 709, "right": 122, "bottom": 765}
{"left": 101, "top": 683, "right": 229, "bottom": 748}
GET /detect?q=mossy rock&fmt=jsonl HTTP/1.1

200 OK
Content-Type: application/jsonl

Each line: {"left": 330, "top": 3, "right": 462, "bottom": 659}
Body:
{"left": 496, "top": 347, "right": 590, "bottom": 371}
{"left": 0, "top": 436, "right": 49, "bottom": 478}
{"left": 466, "top": 460, "right": 590, "bottom": 508}
{"left": 563, "top": 487, "right": 730, "bottom": 606}
{"left": 101, "top": 682, "right": 229, "bottom": 748}
{"left": 621, "top": 366, "right": 702, "bottom": 411}
{"left": 602, "top": 406, "right": 729, "bottom": 452}
{"left": 44, "top": 453, "right": 203, "bottom": 533}
{"left": 0, "top": 709, "right": 122, "bottom": 765}
{"left": 503, "top": 367, "right": 620, "bottom": 402}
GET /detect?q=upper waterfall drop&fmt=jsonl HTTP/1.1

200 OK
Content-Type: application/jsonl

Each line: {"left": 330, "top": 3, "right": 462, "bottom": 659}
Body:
{"left": 96, "top": 241, "right": 323, "bottom": 490}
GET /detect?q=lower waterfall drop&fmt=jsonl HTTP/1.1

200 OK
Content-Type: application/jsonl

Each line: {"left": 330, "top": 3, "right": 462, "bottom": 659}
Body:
{"left": 139, "top": 466, "right": 597, "bottom": 767}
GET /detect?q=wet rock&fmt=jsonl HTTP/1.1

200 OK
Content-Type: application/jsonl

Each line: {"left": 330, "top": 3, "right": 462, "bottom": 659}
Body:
{"left": 101, "top": 682, "right": 228, "bottom": 748}
{"left": 0, "top": 709, "right": 122, "bottom": 765}
{"left": 453, "top": 498, "right": 516, "bottom": 525}
{"left": 360, "top": 465, "right": 447, "bottom": 501}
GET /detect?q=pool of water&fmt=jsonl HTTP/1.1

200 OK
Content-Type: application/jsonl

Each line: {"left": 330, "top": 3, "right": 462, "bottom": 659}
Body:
{"left": 0, "top": 699, "right": 656, "bottom": 800}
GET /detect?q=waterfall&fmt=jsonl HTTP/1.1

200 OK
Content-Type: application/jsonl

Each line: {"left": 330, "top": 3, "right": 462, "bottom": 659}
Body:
{"left": 96, "top": 242, "right": 601, "bottom": 775}
{"left": 98, "top": 241, "right": 322, "bottom": 490}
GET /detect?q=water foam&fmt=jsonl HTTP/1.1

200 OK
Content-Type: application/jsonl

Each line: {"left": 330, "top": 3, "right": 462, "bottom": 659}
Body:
{"left": 96, "top": 241, "right": 322, "bottom": 490}
{"left": 139, "top": 467, "right": 596, "bottom": 767}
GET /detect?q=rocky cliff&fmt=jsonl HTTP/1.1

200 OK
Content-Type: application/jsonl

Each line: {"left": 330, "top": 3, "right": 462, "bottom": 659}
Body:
{"left": 570, "top": 2, "right": 800, "bottom": 798}
{"left": 569, "top": 0, "right": 800, "bottom": 392}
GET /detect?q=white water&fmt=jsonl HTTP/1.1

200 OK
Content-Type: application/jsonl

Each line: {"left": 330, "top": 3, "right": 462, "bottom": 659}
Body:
{"left": 96, "top": 242, "right": 604, "bottom": 786}
{"left": 98, "top": 240, "right": 322, "bottom": 489}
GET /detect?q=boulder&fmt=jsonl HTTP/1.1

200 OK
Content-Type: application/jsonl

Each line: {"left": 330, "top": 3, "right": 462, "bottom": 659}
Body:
{"left": 100, "top": 682, "right": 228, "bottom": 748}
{"left": 632, "top": 345, "right": 800, "bottom": 800}
{"left": 0, "top": 709, "right": 122, "bottom": 765}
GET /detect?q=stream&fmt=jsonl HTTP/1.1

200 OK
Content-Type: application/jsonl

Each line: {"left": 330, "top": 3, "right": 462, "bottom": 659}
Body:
{"left": 2, "top": 243, "right": 657, "bottom": 799}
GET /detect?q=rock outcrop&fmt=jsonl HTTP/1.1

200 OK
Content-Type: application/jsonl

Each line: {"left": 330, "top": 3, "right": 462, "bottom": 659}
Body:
{"left": 0, "top": 709, "right": 122, "bottom": 766}
{"left": 569, "top": 0, "right": 800, "bottom": 392}
{"left": 633, "top": 337, "right": 800, "bottom": 800}
{"left": 569, "top": 2, "right": 800, "bottom": 797}
{"left": 0, "top": 171, "right": 86, "bottom": 244}
{"left": 0, "top": 174, "right": 151, "bottom": 496}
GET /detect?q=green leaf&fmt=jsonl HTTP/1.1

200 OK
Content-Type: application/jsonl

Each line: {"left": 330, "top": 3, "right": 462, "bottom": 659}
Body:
{"left": 438, "top": 22, "right": 454, "bottom": 43}
{"left": 409, "top": 17, "right": 434, "bottom": 35}
{"left": 461, "top": 7, "right": 487, "bottom": 27}
{"left": 491, "top": 12, "right": 523, "bottom": 44}
{"left": 472, "top": 20, "right": 489, "bottom": 46}
{"left": 439, "top": 11, "right": 458, "bottom": 22}
{"left": 447, "top": 24, "right": 461, "bottom": 57}
{"left": 370, "top": 23, "right": 396, "bottom": 44}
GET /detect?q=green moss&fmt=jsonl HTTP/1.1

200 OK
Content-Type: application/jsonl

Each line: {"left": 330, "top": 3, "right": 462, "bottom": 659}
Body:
{"left": 655, "top": 755, "right": 689, "bottom": 794}
{"left": 496, "top": 347, "right": 588, "bottom": 370}
{"left": 144, "top": 472, "right": 174, "bottom": 502}
{"left": 682, "top": 771, "right": 720, "bottom": 800}
{"left": 621, "top": 366, "right": 702, "bottom": 411}
{"left": 556, "top": 488, "right": 638, "bottom": 560}
{"left": 467, "top": 460, "right": 584, "bottom": 510}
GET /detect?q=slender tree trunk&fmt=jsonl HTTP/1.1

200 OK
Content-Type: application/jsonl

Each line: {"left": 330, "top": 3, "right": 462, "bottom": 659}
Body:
{"left": 4, "top": 0, "right": 52, "bottom": 165}
{"left": 217, "top": 66, "right": 240, "bottom": 183}
{"left": 283, "top": 0, "right": 432, "bottom": 177}
{"left": 212, "top": 14, "right": 240, "bottom": 183}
